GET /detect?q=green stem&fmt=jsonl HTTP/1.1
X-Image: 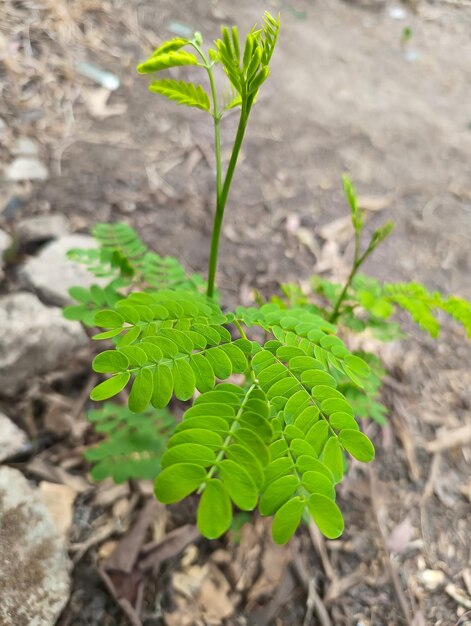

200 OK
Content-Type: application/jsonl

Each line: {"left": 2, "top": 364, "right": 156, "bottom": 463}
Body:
{"left": 191, "top": 42, "right": 223, "bottom": 203}
{"left": 233, "top": 319, "right": 248, "bottom": 340}
{"left": 208, "top": 72, "right": 222, "bottom": 201}
{"left": 197, "top": 382, "right": 256, "bottom": 492}
{"left": 190, "top": 40, "right": 252, "bottom": 299}
{"left": 207, "top": 110, "right": 249, "bottom": 298}
{"left": 329, "top": 238, "right": 376, "bottom": 324}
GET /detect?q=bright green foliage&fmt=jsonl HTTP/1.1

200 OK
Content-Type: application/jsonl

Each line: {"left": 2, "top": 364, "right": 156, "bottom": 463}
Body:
{"left": 89, "top": 290, "right": 250, "bottom": 407}
{"left": 136, "top": 11, "right": 279, "bottom": 119}
{"left": 149, "top": 79, "right": 210, "bottom": 111}
{"left": 84, "top": 402, "right": 175, "bottom": 483}
{"left": 63, "top": 284, "right": 122, "bottom": 327}
{"left": 90, "top": 289, "right": 374, "bottom": 542}
{"left": 137, "top": 50, "right": 199, "bottom": 74}
{"left": 213, "top": 12, "right": 280, "bottom": 109}
{"left": 64, "top": 11, "right": 471, "bottom": 549}
{"left": 312, "top": 273, "right": 471, "bottom": 340}
{"left": 68, "top": 223, "right": 203, "bottom": 290}
{"left": 64, "top": 223, "right": 204, "bottom": 325}
{"left": 339, "top": 353, "right": 387, "bottom": 425}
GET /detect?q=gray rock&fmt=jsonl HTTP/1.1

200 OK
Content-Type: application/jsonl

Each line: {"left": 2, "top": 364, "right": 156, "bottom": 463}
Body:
{"left": 0, "top": 466, "right": 71, "bottom": 626}
{"left": 0, "top": 412, "right": 28, "bottom": 462}
{"left": 5, "top": 157, "right": 49, "bottom": 181}
{"left": 0, "top": 292, "right": 87, "bottom": 395}
{"left": 18, "top": 234, "right": 101, "bottom": 306}
{"left": 0, "top": 229, "right": 12, "bottom": 280}
{"left": 15, "top": 214, "right": 70, "bottom": 245}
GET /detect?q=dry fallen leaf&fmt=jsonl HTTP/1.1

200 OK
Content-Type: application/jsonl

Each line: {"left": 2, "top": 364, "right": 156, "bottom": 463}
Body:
{"left": 198, "top": 564, "right": 235, "bottom": 624}
{"left": 387, "top": 517, "right": 415, "bottom": 554}
{"left": 81, "top": 87, "right": 127, "bottom": 119}
{"left": 39, "top": 481, "right": 76, "bottom": 537}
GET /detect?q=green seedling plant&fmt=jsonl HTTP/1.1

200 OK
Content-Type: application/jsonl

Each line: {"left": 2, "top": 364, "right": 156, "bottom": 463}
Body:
{"left": 64, "top": 13, "right": 471, "bottom": 544}
{"left": 272, "top": 176, "right": 471, "bottom": 424}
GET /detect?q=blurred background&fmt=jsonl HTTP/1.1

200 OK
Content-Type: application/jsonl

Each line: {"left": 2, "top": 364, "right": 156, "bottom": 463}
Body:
{"left": 0, "top": 1, "right": 470, "bottom": 625}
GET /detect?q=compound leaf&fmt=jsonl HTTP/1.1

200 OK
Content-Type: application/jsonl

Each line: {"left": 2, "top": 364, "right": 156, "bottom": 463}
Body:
{"left": 149, "top": 79, "right": 210, "bottom": 111}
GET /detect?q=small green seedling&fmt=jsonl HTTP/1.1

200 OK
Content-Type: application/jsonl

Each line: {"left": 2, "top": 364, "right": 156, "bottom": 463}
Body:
{"left": 274, "top": 176, "right": 471, "bottom": 424}
{"left": 64, "top": 13, "right": 471, "bottom": 545}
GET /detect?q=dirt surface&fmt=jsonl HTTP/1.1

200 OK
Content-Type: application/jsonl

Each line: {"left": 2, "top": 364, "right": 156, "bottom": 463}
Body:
{"left": 1, "top": 0, "right": 471, "bottom": 625}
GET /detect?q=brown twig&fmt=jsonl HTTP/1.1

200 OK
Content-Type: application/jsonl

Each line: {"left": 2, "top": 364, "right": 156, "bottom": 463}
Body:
{"left": 308, "top": 521, "right": 337, "bottom": 582}
{"left": 71, "top": 373, "right": 98, "bottom": 419}
{"left": 291, "top": 539, "right": 333, "bottom": 626}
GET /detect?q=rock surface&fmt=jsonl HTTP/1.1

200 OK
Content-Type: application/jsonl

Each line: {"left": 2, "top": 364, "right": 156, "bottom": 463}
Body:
{"left": 0, "top": 412, "right": 28, "bottom": 462}
{"left": 0, "top": 466, "right": 71, "bottom": 626}
{"left": 0, "top": 228, "right": 12, "bottom": 280}
{"left": 0, "top": 292, "right": 87, "bottom": 395}
{"left": 15, "top": 214, "right": 70, "bottom": 244}
{"left": 18, "top": 234, "right": 100, "bottom": 306}
{"left": 5, "top": 157, "right": 49, "bottom": 181}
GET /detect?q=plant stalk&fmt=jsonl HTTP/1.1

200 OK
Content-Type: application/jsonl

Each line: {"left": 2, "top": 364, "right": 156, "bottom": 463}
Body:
{"left": 206, "top": 110, "right": 248, "bottom": 298}
{"left": 329, "top": 232, "right": 375, "bottom": 323}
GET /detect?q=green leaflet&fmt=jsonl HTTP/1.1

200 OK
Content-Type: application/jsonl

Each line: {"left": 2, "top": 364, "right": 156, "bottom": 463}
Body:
{"left": 152, "top": 364, "right": 173, "bottom": 408}
{"left": 205, "top": 347, "right": 233, "bottom": 379}
{"left": 95, "top": 310, "right": 124, "bottom": 329}
{"left": 151, "top": 37, "right": 189, "bottom": 56}
{"left": 161, "top": 443, "right": 216, "bottom": 469}
{"left": 149, "top": 79, "right": 210, "bottom": 111}
{"left": 167, "top": 428, "right": 223, "bottom": 449}
{"left": 225, "top": 444, "right": 265, "bottom": 489}
{"left": 264, "top": 457, "right": 294, "bottom": 486}
{"left": 92, "top": 350, "right": 129, "bottom": 374}
{"left": 302, "top": 471, "right": 336, "bottom": 500}
{"left": 218, "top": 459, "right": 258, "bottom": 510}
{"left": 137, "top": 50, "right": 199, "bottom": 74}
{"left": 197, "top": 479, "right": 232, "bottom": 539}
{"left": 259, "top": 475, "right": 299, "bottom": 516}
{"left": 129, "top": 369, "right": 153, "bottom": 412}
{"left": 296, "top": 456, "right": 334, "bottom": 483}
{"left": 338, "top": 429, "right": 375, "bottom": 462}
{"left": 190, "top": 353, "right": 215, "bottom": 392}
{"left": 322, "top": 437, "right": 344, "bottom": 483}
{"left": 308, "top": 494, "right": 344, "bottom": 539}
{"left": 272, "top": 496, "right": 304, "bottom": 544}
{"left": 155, "top": 463, "right": 205, "bottom": 504}
{"left": 173, "top": 359, "right": 196, "bottom": 401}
{"left": 233, "top": 428, "right": 270, "bottom": 466}
{"left": 90, "top": 372, "right": 130, "bottom": 401}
